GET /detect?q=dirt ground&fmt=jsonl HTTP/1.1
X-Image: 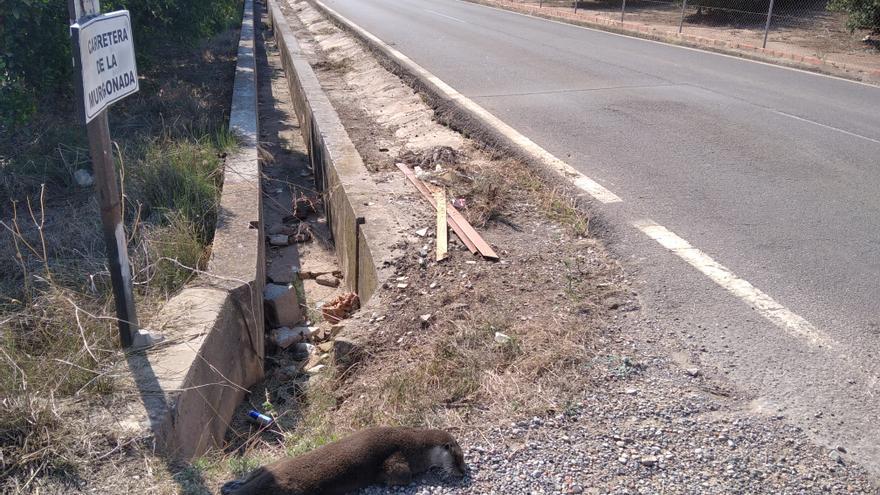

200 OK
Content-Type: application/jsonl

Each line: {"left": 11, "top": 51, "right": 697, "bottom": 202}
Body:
{"left": 487, "top": 0, "right": 880, "bottom": 78}
{"left": 198, "top": 1, "right": 878, "bottom": 493}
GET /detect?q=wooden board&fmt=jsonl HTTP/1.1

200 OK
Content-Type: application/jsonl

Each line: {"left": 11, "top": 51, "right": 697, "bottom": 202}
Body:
{"left": 435, "top": 189, "right": 448, "bottom": 261}
{"left": 396, "top": 163, "right": 499, "bottom": 260}
{"left": 396, "top": 163, "right": 477, "bottom": 254}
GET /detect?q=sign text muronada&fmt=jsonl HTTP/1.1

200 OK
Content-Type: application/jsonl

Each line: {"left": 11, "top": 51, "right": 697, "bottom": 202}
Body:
{"left": 73, "top": 10, "right": 139, "bottom": 122}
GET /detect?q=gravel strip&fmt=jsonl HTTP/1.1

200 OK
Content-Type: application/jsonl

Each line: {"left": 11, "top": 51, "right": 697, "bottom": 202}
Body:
{"left": 360, "top": 351, "right": 875, "bottom": 494}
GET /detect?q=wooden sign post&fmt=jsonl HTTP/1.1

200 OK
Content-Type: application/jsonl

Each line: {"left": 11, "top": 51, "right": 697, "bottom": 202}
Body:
{"left": 68, "top": 0, "right": 140, "bottom": 348}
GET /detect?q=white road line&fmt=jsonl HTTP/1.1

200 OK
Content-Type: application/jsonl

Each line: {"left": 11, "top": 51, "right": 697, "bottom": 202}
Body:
{"left": 423, "top": 8, "right": 467, "bottom": 23}
{"left": 315, "top": 0, "right": 623, "bottom": 204}
{"left": 772, "top": 110, "right": 880, "bottom": 145}
{"left": 633, "top": 219, "right": 836, "bottom": 349}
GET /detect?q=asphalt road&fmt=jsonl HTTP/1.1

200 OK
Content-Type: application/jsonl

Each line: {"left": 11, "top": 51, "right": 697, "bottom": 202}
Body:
{"left": 320, "top": 0, "right": 880, "bottom": 478}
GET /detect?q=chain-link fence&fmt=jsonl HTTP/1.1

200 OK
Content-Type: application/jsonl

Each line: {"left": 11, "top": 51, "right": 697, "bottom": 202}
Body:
{"left": 502, "top": 0, "right": 879, "bottom": 70}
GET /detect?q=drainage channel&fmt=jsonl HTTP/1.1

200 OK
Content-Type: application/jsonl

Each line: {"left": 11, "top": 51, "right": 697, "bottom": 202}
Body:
{"left": 223, "top": 0, "right": 352, "bottom": 445}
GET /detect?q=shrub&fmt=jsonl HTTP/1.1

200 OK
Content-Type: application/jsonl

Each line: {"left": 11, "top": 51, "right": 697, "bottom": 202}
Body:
{"left": 134, "top": 139, "right": 223, "bottom": 243}
{"left": 828, "top": 0, "right": 880, "bottom": 32}
{"left": 0, "top": 0, "right": 71, "bottom": 126}
{"left": 0, "top": 0, "right": 242, "bottom": 126}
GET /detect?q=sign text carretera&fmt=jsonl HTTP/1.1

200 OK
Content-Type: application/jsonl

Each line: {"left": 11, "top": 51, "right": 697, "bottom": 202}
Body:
{"left": 74, "top": 10, "right": 139, "bottom": 123}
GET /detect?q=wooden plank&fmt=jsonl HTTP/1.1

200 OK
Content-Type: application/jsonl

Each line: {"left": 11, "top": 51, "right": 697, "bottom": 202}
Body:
{"left": 447, "top": 202, "right": 499, "bottom": 260}
{"left": 396, "top": 163, "right": 477, "bottom": 254}
{"left": 396, "top": 163, "right": 499, "bottom": 260}
{"left": 435, "top": 189, "right": 448, "bottom": 261}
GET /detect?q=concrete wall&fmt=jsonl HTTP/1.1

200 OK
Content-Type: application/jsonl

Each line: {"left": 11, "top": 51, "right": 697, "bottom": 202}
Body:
{"left": 267, "top": 0, "right": 398, "bottom": 303}
{"left": 131, "top": 0, "right": 406, "bottom": 459}
{"left": 129, "top": 0, "right": 265, "bottom": 460}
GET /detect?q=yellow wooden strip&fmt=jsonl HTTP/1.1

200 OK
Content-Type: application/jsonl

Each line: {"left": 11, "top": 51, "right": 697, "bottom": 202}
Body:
{"left": 435, "top": 189, "right": 448, "bottom": 261}
{"left": 396, "top": 163, "right": 478, "bottom": 254}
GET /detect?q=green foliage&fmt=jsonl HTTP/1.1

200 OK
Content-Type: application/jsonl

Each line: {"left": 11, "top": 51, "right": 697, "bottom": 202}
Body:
{"left": 0, "top": 0, "right": 71, "bottom": 126}
{"left": 105, "top": 0, "right": 244, "bottom": 44}
{"left": 134, "top": 139, "right": 222, "bottom": 243}
{"left": 0, "top": 0, "right": 242, "bottom": 126}
{"left": 828, "top": 0, "right": 880, "bottom": 32}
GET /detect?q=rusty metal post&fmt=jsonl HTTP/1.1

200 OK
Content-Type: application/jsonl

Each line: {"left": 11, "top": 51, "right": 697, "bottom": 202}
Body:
{"left": 68, "top": 0, "right": 139, "bottom": 348}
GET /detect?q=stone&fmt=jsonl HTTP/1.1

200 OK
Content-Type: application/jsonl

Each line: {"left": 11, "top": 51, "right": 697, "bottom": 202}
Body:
{"left": 686, "top": 367, "right": 702, "bottom": 377}
{"left": 267, "top": 224, "right": 288, "bottom": 235}
{"left": 317, "top": 341, "right": 334, "bottom": 353}
{"left": 264, "top": 284, "right": 303, "bottom": 328}
{"left": 333, "top": 337, "right": 363, "bottom": 370}
{"left": 329, "top": 324, "right": 345, "bottom": 338}
{"left": 290, "top": 342, "right": 315, "bottom": 361}
{"left": 298, "top": 264, "right": 339, "bottom": 280}
{"left": 829, "top": 450, "right": 844, "bottom": 464}
{"left": 306, "top": 364, "right": 326, "bottom": 375}
{"left": 269, "top": 234, "right": 289, "bottom": 246}
{"left": 270, "top": 325, "right": 310, "bottom": 349}
{"left": 306, "top": 352, "right": 328, "bottom": 370}
{"left": 74, "top": 169, "right": 94, "bottom": 187}
{"left": 290, "top": 231, "right": 312, "bottom": 243}
{"left": 316, "top": 274, "right": 340, "bottom": 288}
{"left": 416, "top": 227, "right": 429, "bottom": 237}
{"left": 276, "top": 365, "right": 300, "bottom": 381}
{"left": 312, "top": 327, "right": 328, "bottom": 341}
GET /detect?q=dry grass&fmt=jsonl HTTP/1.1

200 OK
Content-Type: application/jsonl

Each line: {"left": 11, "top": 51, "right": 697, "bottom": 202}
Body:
{"left": 320, "top": 309, "right": 594, "bottom": 433}
{"left": 244, "top": 158, "right": 621, "bottom": 459}
{"left": 0, "top": 25, "right": 241, "bottom": 494}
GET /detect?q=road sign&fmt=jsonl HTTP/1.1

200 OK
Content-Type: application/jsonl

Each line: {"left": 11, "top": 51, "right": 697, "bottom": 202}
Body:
{"left": 73, "top": 0, "right": 100, "bottom": 20}
{"left": 72, "top": 10, "right": 138, "bottom": 123}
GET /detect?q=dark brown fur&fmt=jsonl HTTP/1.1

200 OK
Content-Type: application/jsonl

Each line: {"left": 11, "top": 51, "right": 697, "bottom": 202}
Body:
{"left": 221, "top": 427, "right": 466, "bottom": 495}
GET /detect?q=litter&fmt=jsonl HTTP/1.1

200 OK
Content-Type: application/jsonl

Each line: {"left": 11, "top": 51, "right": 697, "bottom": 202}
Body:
{"left": 396, "top": 163, "right": 498, "bottom": 260}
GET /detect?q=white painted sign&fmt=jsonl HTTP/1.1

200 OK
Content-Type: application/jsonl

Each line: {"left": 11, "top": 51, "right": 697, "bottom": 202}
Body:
{"left": 73, "top": 0, "right": 101, "bottom": 20}
{"left": 73, "top": 10, "right": 139, "bottom": 123}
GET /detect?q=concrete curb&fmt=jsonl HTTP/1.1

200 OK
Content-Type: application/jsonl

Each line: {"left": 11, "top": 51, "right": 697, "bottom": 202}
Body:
{"left": 129, "top": 0, "right": 265, "bottom": 460}
{"left": 267, "top": 0, "right": 399, "bottom": 303}
{"left": 467, "top": 0, "right": 880, "bottom": 85}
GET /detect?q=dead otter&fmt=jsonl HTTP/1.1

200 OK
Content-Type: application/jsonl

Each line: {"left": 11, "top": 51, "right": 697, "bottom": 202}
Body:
{"left": 221, "top": 427, "right": 466, "bottom": 495}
